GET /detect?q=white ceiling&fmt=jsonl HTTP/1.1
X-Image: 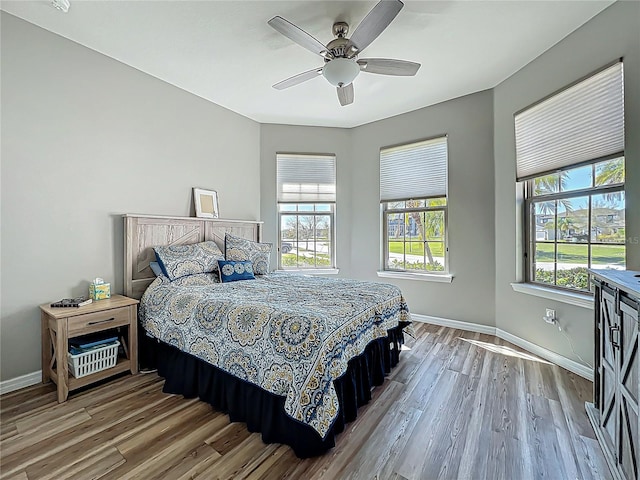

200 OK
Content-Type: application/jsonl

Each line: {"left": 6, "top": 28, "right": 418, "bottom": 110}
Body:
{"left": 1, "top": 0, "right": 614, "bottom": 128}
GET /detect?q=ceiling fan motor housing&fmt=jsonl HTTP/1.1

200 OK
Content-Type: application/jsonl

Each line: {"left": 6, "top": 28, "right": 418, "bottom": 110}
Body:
{"left": 326, "top": 36, "right": 357, "bottom": 59}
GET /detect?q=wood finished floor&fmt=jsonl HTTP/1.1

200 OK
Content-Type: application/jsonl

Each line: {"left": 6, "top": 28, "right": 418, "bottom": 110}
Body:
{"left": 0, "top": 323, "right": 611, "bottom": 480}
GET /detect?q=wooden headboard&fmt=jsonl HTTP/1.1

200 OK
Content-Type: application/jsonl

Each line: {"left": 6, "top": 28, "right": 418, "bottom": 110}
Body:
{"left": 124, "top": 214, "right": 263, "bottom": 299}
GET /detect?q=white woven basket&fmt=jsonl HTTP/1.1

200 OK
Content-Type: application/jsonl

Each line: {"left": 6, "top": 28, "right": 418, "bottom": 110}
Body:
{"left": 67, "top": 341, "right": 120, "bottom": 378}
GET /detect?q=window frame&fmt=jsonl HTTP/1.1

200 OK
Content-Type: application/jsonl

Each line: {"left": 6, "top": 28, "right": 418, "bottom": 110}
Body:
{"left": 523, "top": 156, "right": 625, "bottom": 293}
{"left": 382, "top": 197, "right": 449, "bottom": 274}
{"left": 277, "top": 202, "right": 336, "bottom": 271}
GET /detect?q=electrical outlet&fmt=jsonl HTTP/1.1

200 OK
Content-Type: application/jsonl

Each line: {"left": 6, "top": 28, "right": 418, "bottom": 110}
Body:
{"left": 543, "top": 308, "right": 556, "bottom": 324}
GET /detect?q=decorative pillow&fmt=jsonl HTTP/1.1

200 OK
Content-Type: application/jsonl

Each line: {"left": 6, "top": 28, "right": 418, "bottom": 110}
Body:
{"left": 149, "top": 261, "right": 163, "bottom": 277}
{"left": 224, "top": 233, "right": 272, "bottom": 275}
{"left": 218, "top": 260, "right": 255, "bottom": 283}
{"left": 154, "top": 241, "right": 224, "bottom": 281}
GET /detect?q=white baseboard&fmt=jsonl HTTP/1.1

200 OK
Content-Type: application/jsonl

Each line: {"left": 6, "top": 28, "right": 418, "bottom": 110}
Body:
{"left": 411, "top": 313, "right": 593, "bottom": 381}
{"left": 0, "top": 315, "right": 593, "bottom": 395}
{"left": 412, "top": 314, "right": 496, "bottom": 335}
{"left": 0, "top": 370, "right": 42, "bottom": 395}
{"left": 496, "top": 328, "right": 593, "bottom": 381}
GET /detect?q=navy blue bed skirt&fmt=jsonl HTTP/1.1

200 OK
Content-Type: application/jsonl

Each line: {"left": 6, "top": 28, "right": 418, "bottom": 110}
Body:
{"left": 142, "top": 322, "right": 409, "bottom": 458}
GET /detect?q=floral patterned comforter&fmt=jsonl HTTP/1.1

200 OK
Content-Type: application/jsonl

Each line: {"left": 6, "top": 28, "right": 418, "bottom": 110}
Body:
{"left": 139, "top": 271, "right": 411, "bottom": 438}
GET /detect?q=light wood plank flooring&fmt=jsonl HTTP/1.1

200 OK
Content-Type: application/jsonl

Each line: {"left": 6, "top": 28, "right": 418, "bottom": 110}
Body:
{"left": 0, "top": 323, "right": 611, "bottom": 480}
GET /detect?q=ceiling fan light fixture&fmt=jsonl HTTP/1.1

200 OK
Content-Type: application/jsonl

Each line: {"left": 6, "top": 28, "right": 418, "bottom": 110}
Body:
{"left": 322, "top": 58, "right": 360, "bottom": 87}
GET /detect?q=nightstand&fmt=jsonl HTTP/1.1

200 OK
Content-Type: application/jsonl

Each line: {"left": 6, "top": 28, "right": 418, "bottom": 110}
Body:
{"left": 40, "top": 294, "right": 139, "bottom": 403}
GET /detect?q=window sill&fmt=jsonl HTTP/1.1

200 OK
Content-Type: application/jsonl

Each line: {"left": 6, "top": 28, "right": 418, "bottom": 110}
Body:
{"left": 276, "top": 268, "right": 340, "bottom": 275}
{"left": 377, "top": 271, "right": 453, "bottom": 283}
{"left": 510, "top": 283, "right": 594, "bottom": 309}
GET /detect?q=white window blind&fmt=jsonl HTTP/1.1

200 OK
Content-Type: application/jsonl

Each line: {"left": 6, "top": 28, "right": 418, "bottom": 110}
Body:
{"left": 380, "top": 136, "right": 448, "bottom": 202}
{"left": 515, "top": 61, "right": 624, "bottom": 181}
{"left": 277, "top": 153, "right": 336, "bottom": 203}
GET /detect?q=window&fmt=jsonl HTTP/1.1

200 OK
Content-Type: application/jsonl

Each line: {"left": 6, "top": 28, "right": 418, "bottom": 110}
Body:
{"left": 380, "top": 136, "right": 448, "bottom": 273}
{"left": 516, "top": 62, "right": 625, "bottom": 293}
{"left": 525, "top": 159, "right": 625, "bottom": 292}
{"left": 276, "top": 153, "right": 336, "bottom": 270}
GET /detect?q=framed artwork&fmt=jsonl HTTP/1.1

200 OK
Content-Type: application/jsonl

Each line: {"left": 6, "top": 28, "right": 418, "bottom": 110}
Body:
{"left": 193, "top": 188, "right": 219, "bottom": 218}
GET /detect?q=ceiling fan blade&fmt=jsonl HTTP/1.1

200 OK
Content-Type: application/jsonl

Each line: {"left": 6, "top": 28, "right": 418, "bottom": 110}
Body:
{"left": 357, "top": 58, "right": 420, "bottom": 76}
{"left": 268, "top": 16, "right": 329, "bottom": 57}
{"left": 337, "top": 83, "right": 354, "bottom": 106}
{"left": 349, "top": 0, "right": 404, "bottom": 53}
{"left": 273, "top": 67, "right": 323, "bottom": 90}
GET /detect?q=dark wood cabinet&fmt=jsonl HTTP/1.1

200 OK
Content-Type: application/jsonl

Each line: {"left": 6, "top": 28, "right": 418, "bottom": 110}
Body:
{"left": 587, "top": 270, "right": 640, "bottom": 480}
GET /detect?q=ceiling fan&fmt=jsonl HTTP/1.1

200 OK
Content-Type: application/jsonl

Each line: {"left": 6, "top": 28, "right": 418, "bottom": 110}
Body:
{"left": 268, "top": 0, "right": 421, "bottom": 106}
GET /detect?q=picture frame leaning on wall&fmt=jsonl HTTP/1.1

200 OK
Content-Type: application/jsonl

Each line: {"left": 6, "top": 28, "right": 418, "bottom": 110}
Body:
{"left": 193, "top": 187, "right": 219, "bottom": 218}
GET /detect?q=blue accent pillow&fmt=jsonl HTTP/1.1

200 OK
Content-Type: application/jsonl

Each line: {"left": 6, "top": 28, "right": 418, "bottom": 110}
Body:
{"left": 149, "top": 261, "right": 163, "bottom": 277}
{"left": 218, "top": 260, "right": 255, "bottom": 283}
{"left": 154, "top": 241, "right": 224, "bottom": 281}
{"left": 224, "top": 233, "right": 272, "bottom": 275}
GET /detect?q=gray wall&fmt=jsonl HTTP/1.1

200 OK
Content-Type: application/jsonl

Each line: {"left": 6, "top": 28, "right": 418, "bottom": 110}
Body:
{"left": 260, "top": 90, "right": 497, "bottom": 325}
{"left": 349, "top": 90, "right": 496, "bottom": 324}
{"left": 0, "top": 13, "right": 261, "bottom": 381}
{"left": 493, "top": 0, "right": 640, "bottom": 365}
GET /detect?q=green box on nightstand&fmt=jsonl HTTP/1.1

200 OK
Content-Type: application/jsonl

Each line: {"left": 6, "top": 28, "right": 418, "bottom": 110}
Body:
{"left": 89, "top": 282, "right": 111, "bottom": 300}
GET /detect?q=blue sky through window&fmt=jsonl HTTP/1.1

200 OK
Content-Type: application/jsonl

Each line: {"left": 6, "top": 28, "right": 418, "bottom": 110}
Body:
{"left": 556, "top": 159, "right": 625, "bottom": 211}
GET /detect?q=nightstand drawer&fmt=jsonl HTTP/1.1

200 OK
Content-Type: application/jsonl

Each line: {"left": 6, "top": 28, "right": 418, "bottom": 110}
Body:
{"left": 67, "top": 307, "right": 131, "bottom": 336}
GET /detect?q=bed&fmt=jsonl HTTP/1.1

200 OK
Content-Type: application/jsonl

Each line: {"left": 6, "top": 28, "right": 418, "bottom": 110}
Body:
{"left": 124, "top": 214, "right": 411, "bottom": 458}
